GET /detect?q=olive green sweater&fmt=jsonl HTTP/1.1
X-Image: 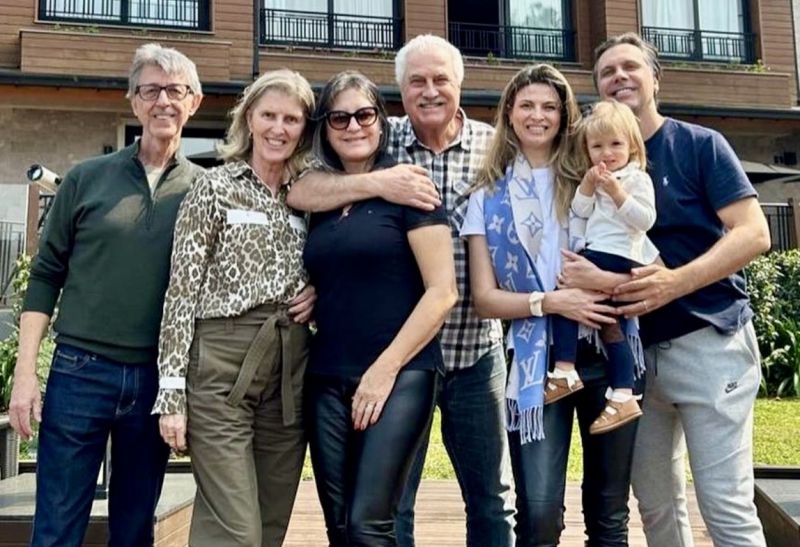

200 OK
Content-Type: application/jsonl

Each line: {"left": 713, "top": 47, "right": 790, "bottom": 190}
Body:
{"left": 23, "top": 143, "right": 203, "bottom": 364}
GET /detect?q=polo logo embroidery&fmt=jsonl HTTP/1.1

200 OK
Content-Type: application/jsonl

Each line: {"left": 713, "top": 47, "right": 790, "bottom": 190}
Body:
{"left": 662, "top": 176, "right": 670, "bottom": 187}
{"left": 725, "top": 381, "right": 739, "bottom": 393}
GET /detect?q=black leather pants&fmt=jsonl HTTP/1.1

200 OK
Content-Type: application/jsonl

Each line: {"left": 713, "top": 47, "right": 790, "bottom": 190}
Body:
{"left": 306, "top": 370, "right": 437, "bottom": 547}
{"left": 508, "top": 347, "right": 640, "bottom": 547}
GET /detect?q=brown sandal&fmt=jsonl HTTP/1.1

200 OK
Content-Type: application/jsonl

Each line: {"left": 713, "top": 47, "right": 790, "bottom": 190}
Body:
{"left": 589, "top": 397, "right": 642, "bottom": 435}
{"left": 544, "top": 372, "right": 584, "bottom": 405}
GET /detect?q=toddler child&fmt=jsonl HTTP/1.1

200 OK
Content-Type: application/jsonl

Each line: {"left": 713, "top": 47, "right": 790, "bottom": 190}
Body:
{"left": 547, "top": 100, "right": 659, "bottom": 435}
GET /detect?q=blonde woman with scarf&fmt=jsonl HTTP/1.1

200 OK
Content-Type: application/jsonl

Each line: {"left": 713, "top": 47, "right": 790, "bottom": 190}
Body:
{"left": 460, "top": 64, "right": 641, "bottom": 545}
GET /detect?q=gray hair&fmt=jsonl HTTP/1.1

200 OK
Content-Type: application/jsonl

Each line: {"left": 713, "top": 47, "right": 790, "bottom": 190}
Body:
{"left": 312, "top": 71, "right": 389, "bottom": 173}
{"left": 395, "top": 34, "right": 464, "bottom": 86}
{"left": 218, "top": 69, "right": 315, "bottom": 177}
{"left": 126, "top": 43, "right": 202, "bottom": 99}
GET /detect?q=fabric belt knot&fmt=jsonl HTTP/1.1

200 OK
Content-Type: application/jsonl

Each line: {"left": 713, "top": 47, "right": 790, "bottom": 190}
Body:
{"left": 224, "top": 306, "right": 299, "bottom": 426}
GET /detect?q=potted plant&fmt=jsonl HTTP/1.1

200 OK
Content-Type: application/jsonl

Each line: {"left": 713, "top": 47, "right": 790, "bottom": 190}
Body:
{"left": 0, "top": 255, "right": 52, "bottom": 479}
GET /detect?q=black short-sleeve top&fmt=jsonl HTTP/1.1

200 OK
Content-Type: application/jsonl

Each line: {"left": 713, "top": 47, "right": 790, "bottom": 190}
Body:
{"left": 303, "top": 155, "right": 449, "bottom": 377}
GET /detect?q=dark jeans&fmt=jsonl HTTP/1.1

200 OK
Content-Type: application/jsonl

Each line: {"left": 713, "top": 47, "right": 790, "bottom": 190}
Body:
{"left": 551, "top": 249, "right": 640, "bottom": 390}
{"left": 395, "top": 346, "right": 515, "bottom": 547}
{"left": 306, "top": 370, "right": 437, "bottom": 547}
{"left": 32, "top": 344, "right": 170, "bottom": 547}
{"left": 509, "top": 346, "right": 640, "bottom": 547}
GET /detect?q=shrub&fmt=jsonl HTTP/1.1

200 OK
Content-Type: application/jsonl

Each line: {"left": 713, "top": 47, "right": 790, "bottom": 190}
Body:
{"left": 0, "top": 255, "right": 53, "bottom": 412}
{"left": 746, "top": 250, "right": 800, "bottom": 397}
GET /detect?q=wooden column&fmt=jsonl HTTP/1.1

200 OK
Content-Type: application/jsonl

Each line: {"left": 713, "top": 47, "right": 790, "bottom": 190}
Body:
{"left": 789, "top": 197, "right": 800, "bottom": 249}
{"left": 24, "top": 185, "right": 39, "bottom": 256}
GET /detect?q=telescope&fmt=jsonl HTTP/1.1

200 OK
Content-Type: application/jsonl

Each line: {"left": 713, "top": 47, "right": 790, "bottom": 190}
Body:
{"left": 26, "top": 164, "right": 61, "bottom": 194}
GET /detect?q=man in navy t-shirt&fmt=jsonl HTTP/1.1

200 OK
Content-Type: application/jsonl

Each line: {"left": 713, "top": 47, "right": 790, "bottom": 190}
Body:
{"left": 572, "top": 32, "right": 770, "bottom": 547}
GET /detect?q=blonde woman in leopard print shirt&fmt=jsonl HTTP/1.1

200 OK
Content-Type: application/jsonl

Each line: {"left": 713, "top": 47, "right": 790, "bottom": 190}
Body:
{"left": 153, "top": 69, "right": 317, "bottom": 547}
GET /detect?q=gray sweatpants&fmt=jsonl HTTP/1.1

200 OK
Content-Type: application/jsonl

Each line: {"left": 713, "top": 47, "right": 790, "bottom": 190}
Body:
{"left": 631, "top": 323, "right": 766, "bottom": 547}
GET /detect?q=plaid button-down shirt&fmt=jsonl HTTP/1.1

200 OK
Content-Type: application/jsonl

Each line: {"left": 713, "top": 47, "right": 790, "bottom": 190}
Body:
{"left": 387, "top": 112, "right": 503, "bottom": 371}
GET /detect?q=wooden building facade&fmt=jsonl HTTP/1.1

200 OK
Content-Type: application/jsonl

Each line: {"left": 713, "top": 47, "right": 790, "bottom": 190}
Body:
{"left": 1, "top": 0, "right": 800, "bottom": 248}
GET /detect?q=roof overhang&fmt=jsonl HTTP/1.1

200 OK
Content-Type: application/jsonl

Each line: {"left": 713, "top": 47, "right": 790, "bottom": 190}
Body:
{"left": 3, "top": 70, "right": 800, "bottom": 121}
{"left": 741, "top": 160, "right": 800, "bottom": 183}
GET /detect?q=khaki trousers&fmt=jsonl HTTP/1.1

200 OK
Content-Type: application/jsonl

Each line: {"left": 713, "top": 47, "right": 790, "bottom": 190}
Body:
{"left": 186, "top": 303, "right": 309, "bottom": 547}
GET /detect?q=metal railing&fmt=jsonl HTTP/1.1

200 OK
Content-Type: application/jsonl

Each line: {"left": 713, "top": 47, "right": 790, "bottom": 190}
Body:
{"left": 641, "top": 26, "right": 755, "bottom": 63}
{"left": 449, "top": 21, "right": 574, "bottom": 61}
{"left": 38, "top": 0, "right": 210, "bottom": 30}
{"left": 0, "top": 221, "right": 25, "bottom": 307}
{"left": 261, "top": 8, "right": 402, "bottom": 51}
{"left": 762, "top": 203, "right": 797, "bottom": 252}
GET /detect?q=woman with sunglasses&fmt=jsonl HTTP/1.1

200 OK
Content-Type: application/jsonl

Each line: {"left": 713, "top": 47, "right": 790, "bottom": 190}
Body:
{"left": 302, "top": 71, "right": 457, "bottom": 547}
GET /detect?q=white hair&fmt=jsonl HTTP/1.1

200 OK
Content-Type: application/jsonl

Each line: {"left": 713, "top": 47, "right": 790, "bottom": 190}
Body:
{"left": 394, "top": 34, "right": 464, "bottom": 86}
{"left": 126, "top": 43, "right": 202, "bottom": 99}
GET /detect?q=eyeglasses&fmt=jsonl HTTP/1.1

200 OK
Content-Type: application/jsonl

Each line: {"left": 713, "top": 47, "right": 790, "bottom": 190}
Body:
{"left": 324, "top": 107, "right": 379, "bottom": 130}
{"left": 135, "top": 84, "right": 193, "bottom": 102}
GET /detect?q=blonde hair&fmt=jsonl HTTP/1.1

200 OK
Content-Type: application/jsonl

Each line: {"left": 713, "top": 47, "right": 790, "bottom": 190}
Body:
{"left": 578, "top": 100, "right": 647, "bottom": 171}
{"left": 217, "top": 69, "right": 315, "bottom": 178}
{"left": 476, "top": 64, "right": 582, "bottom": 222}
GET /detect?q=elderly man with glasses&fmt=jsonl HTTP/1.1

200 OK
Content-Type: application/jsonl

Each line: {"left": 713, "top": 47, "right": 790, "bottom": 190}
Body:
{"left": 9, "top": 43, "right": 203, "bottom": 547}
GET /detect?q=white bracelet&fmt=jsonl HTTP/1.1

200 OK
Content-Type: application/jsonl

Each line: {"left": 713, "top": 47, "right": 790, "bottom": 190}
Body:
{"left": 528, "top": 291, "right": 545, "bottom": 317}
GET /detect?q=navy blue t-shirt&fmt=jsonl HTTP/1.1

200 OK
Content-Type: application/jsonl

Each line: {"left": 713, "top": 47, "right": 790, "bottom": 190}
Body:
{"left": 641, "top": 118, "right": 757, "bottom": 346}
{"left": 303, "top": 160, "right": 449, "bottom": 377}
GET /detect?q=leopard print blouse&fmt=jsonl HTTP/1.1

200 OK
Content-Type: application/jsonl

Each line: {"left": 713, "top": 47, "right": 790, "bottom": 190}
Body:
{"left": 153, "top": 160, "right": 307, "bottom": 415}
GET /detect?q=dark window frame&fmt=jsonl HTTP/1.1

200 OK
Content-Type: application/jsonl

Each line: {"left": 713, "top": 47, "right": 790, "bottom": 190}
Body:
{"left": 448, "top": 0, "right": 575, "bottom": 62}
{"left": 260, "top": 0, "right": 404, "bottom": 51}
{"left": 640, "top": 0, "right": 755, "bottom": 64}
{"left": 38, "top": 0, "right": 211, "bottom": 32}
{"left": 125, "top": 125, "right": 226, "bottom": 168}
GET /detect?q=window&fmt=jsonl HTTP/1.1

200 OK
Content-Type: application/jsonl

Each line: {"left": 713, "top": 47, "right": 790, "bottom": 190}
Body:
{"left": 39, "top": 0, "right": 210, "bottom": 30}
{"left": 448, "top": 0, "right": 574, "bottom": 60}
{"left": 641, "top": 0, "right": 753, "bottom": 63}
{"left": 507, "top": 0, "right": 569, "bottom": 58}
{"left": 261, "top": 0, "right": 400, "bottom": 51}
{"left": 125, "top": 126, "right": 226, "bottom": 168}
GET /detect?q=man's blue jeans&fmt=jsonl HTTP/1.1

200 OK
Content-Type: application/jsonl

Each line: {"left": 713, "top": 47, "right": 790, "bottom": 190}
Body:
{"left": 32, "top": 344, "right": 170, "bottom": 547}
{"left": 395, "top": 346, "right": 515, "bottom": 547}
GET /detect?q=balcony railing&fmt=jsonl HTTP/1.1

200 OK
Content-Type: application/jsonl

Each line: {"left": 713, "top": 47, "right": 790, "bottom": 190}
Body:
{"left": 0, "top": 221, "right": 24, "bottom": 307}
{"left": 38, "top": 0, "right": 210, "bottom": 30}
{"left": 261, "top": 8, "right": 402, "bottom": 51}
{"left": 449, "top": 21, "right": 574, "bottom": 61}
{"left": 641, "top": 26, "right": 755, "bottom": 63}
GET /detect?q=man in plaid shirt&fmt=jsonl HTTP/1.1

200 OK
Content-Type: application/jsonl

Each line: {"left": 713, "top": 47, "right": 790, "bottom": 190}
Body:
{"left": 289, "top": 34, "right": 514, "bottom": 547}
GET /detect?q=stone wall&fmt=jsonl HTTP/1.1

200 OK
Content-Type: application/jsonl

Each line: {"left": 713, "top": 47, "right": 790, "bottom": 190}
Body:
{"left": 0, "top": 108, "right": 123, "bottom": 186}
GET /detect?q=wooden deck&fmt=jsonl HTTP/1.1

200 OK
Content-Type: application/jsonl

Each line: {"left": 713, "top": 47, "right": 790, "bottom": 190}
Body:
{"left": 285, "top": 480, "right": 713, "bottom": 546}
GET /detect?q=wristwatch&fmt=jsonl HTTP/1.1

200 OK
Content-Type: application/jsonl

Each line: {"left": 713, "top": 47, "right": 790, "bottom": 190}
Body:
{"left": 528, "top": 291, "right": 545, "bottom": 317}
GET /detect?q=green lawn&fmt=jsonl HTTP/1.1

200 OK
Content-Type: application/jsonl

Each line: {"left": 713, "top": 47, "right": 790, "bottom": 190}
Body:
{"left": 414, "top": 398, "right": 800, "bottom": 482}
{"left": 23, "top": 398, "right": 797, "bottom": 482}
{"left": 753, "top": 398, "right": 800, "bottom": 466}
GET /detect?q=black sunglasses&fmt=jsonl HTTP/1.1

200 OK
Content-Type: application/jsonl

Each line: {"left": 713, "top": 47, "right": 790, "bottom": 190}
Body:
{"left": 324, "top": 107, "right": 379, "bottom": 130}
